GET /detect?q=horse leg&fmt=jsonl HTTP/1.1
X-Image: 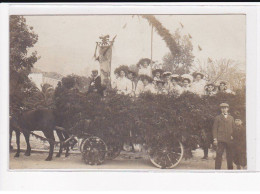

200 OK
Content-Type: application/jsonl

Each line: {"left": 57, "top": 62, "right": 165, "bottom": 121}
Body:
{"left": 24, "top": 132, "right": 31, "bottom": 156}
{"left": 10, "top": 128, "right": 13, "bottom": 150}
{"left": 14, "top": 130, "right": 20, "bottom": 157}
{"left": 63, "top": 132, "right": 70, "bottom": 157}
{"left": 43, "top": 130, "right": 55, "bottom": 161}
{"left": 55, "top": 130, "right": 64, "bottom": 157}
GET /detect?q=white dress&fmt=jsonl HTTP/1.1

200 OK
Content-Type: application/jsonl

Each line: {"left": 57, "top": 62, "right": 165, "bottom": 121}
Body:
{"left": 113, "top": 77, "right": 133, "bottom": 95}
{"left": 135, "top": 82, "right": 156, "bottom": 96}
{"left": 170, "top": 84, "right": 183, "bottom": 96}
{"left": 190, "top": 79, "right": 206, "bottom": 96}
{"left": 138, "top": 66, "right": 152, "bottom": 77}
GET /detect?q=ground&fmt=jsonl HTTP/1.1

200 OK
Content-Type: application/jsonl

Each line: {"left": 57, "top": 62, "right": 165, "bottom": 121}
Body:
{"left": 9, "top": 132, "right": 231, "bottom": 170}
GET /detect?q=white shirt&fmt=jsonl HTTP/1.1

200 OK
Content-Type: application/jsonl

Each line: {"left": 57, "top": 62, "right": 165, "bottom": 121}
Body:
{"left": 190, "top": 79, "right": 206, "bottom": 96}
{"left": 138, "top": 66, "right": 152, "bottom": 77}
{"left": 135, "top": 81, "right": 156, "bottom": 96}
{"left": 170, "top": 84, "right": 183, "bottom": 96}
{"left": 182, "top": 86, "right": 191, "bottom": 93}
{"left": 113, "top": 76, "right": 133, "bottom": 95}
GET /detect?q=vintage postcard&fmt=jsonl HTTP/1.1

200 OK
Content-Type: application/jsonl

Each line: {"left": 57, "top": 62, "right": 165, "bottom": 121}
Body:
{"left": 9, "top": 14, "right": 247, "bottom": 170}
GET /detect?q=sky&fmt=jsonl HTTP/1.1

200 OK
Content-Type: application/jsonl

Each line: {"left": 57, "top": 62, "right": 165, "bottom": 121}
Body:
{"left": 25, "top": 15, "right": 246, "bottom": 77}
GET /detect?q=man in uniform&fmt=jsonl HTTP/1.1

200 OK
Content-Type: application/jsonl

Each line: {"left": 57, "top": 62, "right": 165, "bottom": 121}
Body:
{"left": 213, "top": 103, "right": 235, "bottom": 170}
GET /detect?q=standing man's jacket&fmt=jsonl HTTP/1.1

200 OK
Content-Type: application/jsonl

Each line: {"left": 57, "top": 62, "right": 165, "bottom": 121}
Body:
{"left": 212, "top": 114, "right": 235, "bottom": 143}
{"left": 88, "top": 75, "right": 103, "bottom": 95}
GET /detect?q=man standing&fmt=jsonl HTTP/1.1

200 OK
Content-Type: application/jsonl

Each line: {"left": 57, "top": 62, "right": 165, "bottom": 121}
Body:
{"left": 213, "top": 103, "right": 235, "bottom": 170}
{"left": 88, "top": 69, "right": 103, "bottom": 96}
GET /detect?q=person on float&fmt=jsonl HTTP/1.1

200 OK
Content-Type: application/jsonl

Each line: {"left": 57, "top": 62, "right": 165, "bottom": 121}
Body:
{"left": 155, "top": 80, "right": 167, "bottom": 95}
{"left": 162, "top": 71, "right": 173, "bottom": 94}
{"left": 190, "top": 72, "right": 206, "bottom": 96}
{"left": 180, "top": 74, "right": 193, "bottom": 93}
{"left": 88, "top": 69, "right": 104, "bottom": 96}
{"left": 127, "top": 70, "right": 137, "bottom": 97}
{"left": 135, "top": 75, "right": 156, "bottom": 97}
{"left": 204, "top": 83, "right": 217, "bottom": 96}
{"left": 113, "top": 68, "right": 133, "bottom": 95}
{"left": 137, "top": 58, "right": 152, "bottom": 77}
{"left": 217, "top": 80, "right": 235, "bottom": 94}
{"left": 152, "top": 68, "right": 164, "bottom": 84}
{"left": 170, "top": 74, "right": 183, "bottom": 96}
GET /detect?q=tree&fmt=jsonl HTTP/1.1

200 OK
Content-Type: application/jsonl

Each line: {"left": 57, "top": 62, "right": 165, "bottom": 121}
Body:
{"left": 162, "top": 29, "right": 194, "bottom": 74}
{"left": 192, "top": 58, "right": 246, "bottom": 90}
{"left": 141, "top": 15, "right": 194, "bottom": 74}
{"left": 10, "top": 16, "right": 39, "bottom": 114}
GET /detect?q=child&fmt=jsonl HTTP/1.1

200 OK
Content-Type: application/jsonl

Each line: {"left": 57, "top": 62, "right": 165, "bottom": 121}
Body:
{"left": 155, "top": 80, "right": 167, "bottom": 95}
{"left": 232, "top": 118, "right": 247, "bottom": 169}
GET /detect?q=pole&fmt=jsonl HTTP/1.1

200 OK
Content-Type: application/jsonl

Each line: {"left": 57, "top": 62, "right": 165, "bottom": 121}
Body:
{"left": 151, "top": 25, "right": 153, "bottom": 62}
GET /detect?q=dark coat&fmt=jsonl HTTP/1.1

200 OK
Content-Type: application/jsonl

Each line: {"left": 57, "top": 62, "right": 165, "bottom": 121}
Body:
{"left": 233, "top": 125, "right": 247, "bottom": 166}
{"left": 88, "top": 76, "right": 103, "bottom": 95}
{"left": 212, "top": 114, "right": 235, "bottom": 143}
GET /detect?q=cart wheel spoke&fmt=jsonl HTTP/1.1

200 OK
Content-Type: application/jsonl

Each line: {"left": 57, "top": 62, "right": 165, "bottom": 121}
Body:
{"left": 149, "top": 140, "right": 184, "bottom": 169}
{"left": 81, "top": 136, "right": 107, "bottom": 165}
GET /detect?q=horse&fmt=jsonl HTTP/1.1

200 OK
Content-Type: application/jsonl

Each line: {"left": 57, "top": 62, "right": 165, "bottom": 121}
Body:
{"left": 10, "top": 108, "right": 76, "bottom": 161}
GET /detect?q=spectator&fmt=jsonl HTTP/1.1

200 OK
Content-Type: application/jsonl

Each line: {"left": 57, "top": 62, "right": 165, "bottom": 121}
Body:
{"left": 232, "top": 117, "right": 247, "bottom": 169}
{"left": 213, "top": 103, "right": 235, "bottom": 170}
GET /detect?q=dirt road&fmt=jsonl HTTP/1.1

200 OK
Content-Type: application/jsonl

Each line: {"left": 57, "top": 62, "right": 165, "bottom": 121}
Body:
{"left": 9, "top": 149, "right": 229, "bottom": 170}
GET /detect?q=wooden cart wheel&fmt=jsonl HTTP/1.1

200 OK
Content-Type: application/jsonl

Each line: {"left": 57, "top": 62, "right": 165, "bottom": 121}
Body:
{"left": 149, "top": 140, "right": 184, "bottom": 169}
{"left": 81, "top": 136, "right": 107, "bottom": 165}
{"left": 106, "top": 144, "right": 122, "bottom": 160}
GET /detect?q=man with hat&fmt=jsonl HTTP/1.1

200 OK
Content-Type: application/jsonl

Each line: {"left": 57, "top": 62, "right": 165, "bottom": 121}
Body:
{"left": 88, "top": 69, "right": 104, "bottom": 96}
{"left": 213, "top": 103, "right": 235, "bottom": 170}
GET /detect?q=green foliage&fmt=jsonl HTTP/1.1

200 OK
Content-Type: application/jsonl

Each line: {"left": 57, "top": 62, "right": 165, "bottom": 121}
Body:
{"left": 54, "top": 75, "right": 246, "bottom": 153}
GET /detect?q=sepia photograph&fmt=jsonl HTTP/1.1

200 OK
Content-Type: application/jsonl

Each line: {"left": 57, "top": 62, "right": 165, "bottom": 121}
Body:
{"left": 9, "top": 14, "right": 246, "bottom": 170}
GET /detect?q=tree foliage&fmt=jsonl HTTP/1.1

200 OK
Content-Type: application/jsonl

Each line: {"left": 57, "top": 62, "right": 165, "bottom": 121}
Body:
{"left": 10, "top": 16, "right": 39, "bottom": 114}
{"left": 141, "top": 15, "right": 194, "bottom": 74}
{"left": 193, "top": 58, "right": 246, "bottom": 90}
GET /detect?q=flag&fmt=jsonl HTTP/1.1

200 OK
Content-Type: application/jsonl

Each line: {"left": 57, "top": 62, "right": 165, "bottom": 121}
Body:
{"left": 179, "top": 22, "right": 184, "bottom": 28}
{"left": 188, "top": 34, "right": 192, "bottom": 39}
{"left": 198, "top": 45, "right": 202, "bottom": 51}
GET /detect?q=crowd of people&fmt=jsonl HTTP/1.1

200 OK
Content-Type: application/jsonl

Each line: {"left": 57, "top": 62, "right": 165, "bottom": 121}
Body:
{"left": 109, "top": 58, "right": 235, "bottom": 98}
{"left": 87, "top": 58, "right": 246, "bottom": 170}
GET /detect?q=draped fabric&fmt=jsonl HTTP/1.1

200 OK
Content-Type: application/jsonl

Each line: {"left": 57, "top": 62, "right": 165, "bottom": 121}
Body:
{"left": 97, "top": 45, "right": 113, "bottom": 88}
